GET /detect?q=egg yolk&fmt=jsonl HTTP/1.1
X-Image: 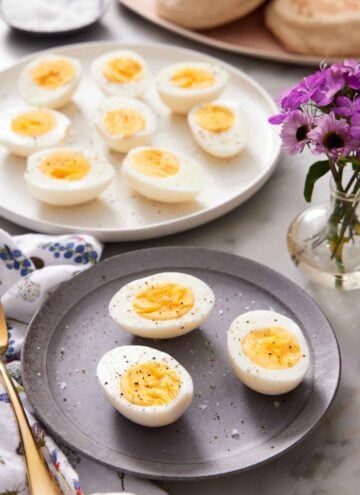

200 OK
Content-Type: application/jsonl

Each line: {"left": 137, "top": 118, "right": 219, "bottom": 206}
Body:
{"left": 121, "top": 361, "right": 181, "bottom": 406}
{"left": 11, "top": 110, "right": 56, "bottom": 137}
{"left": 104, "top": 108, "right": 145, "bottom": 137}
{"left": 103, "top": 58, "right": 143, "bottom": 83}
{"left": 242, "top": 327, "right": 301, "bottom": 370}
{"left": 31, "top": 59, "right": 75, "bottom": 89}
{"left": 133, "top": 283, "right": 194, "bottom": 320}
{"left": 195, "top": 104, "right": 235, "bottom": 133}
{"left": 40, "top": 151, "right": 90, "bottom": 181}
{"left": 171, "top": 67, "right": 214, "bottom": 89}
{"left": 133, "top": 149, "right": 180, "bottom": 178}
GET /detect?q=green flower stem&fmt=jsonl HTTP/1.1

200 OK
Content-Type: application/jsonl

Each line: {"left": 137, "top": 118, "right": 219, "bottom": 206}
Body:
{"left": 329, "top": 176, "right": 360, "bottom": 265}
{"left": 329, "top": 158, "right": 344, "bottom": 190}
{"left": 345, "top": 169, "right": 359, "bottom": 193}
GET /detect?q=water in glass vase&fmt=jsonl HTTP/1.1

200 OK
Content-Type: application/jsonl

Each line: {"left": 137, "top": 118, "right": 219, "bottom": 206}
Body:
{"left": 288, "top": 180, "right": 360, "bottom": 290}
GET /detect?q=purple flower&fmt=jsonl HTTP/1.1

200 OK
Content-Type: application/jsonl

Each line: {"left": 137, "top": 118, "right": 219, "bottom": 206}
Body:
{"left": 279, "top": 85, "right": 307, "bottom": 111}
{"left": 312, "top": 67, "right": 346, "bottom": 107}
{"left": 339, "top": 59, "right": 360, "bottom": 89}
{"left": 270, "top": 60, "right": 360, "bottom": 159}
{"left": 337, "top": 60, "right": 359, "bottom": 75}
{"left": 269, "top": 109, "right": 295, "bottom": 125}
{"left": 308, "top": 112, "right": 351, "bottom": 157}
{"left": 269, "top": 110, "right": 290, "bottom": 125}
{"left": 280, "top": 110, "right": 313, "bottom": 155}
{"left": 347, "top": 75, "right": 360, "bottom": 90}
{"left": 299, "top": 70, "right": 326, "bottom": 100}
{"left": 279, "top": 71, "right": 325, "bottom": 111}
{"left": 333, "top": 96, "right": 360, "bottom": 117}
{"left": 269, "top": 71, "right": 327, "bottom": 125}
{"left": 327, "top": 60, "right": 360, "bottom": 89}
{"left": 350, "top": 114, "right": 360, "bottom": 139}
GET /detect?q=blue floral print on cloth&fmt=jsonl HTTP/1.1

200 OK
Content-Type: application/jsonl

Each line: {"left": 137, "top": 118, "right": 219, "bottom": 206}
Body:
{"left": 0, "top": 229, "right": 166, "bottom": 495}
{"left": 0, "top": 246, "right": 33, "bottom": 276}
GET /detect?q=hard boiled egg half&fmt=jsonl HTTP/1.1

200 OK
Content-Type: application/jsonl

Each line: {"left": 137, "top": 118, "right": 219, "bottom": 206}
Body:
{"left": 122, "top": 146, "right": 205, "bottom": 203}
{"left": 97, "top": 345, "right": 194, "bottom": 427}
{"left": 0, "top": 107, "right": 70, "bottom": 157}
{"left": 25, "top": 148, "right": 115, "bottom": 206}
{"left": 227, "top": 310, "right": 310, "bottom": 395}
{"left": 188, "top": 100, "right": 247, "bottom": 158}
{"left": 95, "top": 96, "right": 157, "bottom": 153}
{"left": 156, "top": 61, "right": 229, "bottom": 114}
{"left": 109, "top": 272, "right": 215, "bottom": 339}
{"left": 91, "top": 50, "right": 150, "bottom": 98}
{"left": 19, "top": 54, "right": 81, "bottom": 109}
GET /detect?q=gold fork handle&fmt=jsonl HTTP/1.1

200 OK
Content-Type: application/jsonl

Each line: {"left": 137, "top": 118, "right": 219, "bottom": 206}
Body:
{"left": 0, "top": 359, "right": 62, "bottom": 495}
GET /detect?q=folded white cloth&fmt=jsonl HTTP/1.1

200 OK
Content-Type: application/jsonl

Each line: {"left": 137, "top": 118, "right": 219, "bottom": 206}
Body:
{"left": 0, "top": 229, "right": 166, "bottom": 495}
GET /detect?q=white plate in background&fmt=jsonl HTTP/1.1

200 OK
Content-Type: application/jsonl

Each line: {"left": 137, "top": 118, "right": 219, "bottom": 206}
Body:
{"left": 0, "top": 41, "right": 280, "bottom": 241}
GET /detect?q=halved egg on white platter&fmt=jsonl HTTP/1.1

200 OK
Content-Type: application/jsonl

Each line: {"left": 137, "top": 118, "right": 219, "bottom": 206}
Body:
{"left": 0, "top": 107, "right": 70, "bottom": 157}
{"left": 95, "top": 96, "right": 157, "bottom": 153}
{"left": 121, "top": 146, "right": 206, "bottom": 203}
{"left": 91, "top": 50, "right": 151, "bottom": 98}
{"left": 227, "top": 310, "right": 310, "bottom": 395}
{"left": 188, "top": 100, "right": 247, "bottom": 158}
{"left": 19, "top": 54, "right": 82, "bottom": 109}
{"left": 156, "top": 61, "right": 229, "bottom": 114}
{"left": 24, "top": 148, "right": 115, "bottom": 206}
{"left": 109, "top": 272, "right": 215, "bottom": 339}
{"left": 97, "top": 345, "right": 194, "bottom": 427}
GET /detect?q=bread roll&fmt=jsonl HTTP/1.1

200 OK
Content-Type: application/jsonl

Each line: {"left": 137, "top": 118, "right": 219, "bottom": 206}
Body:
{"left": 265, "top": 0, "right": 360, "bottom": 56}
{"left": 156, "top": 0, "right": 266, "bottom": 30}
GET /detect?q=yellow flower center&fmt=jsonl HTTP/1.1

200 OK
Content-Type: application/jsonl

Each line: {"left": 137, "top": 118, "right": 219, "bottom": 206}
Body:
{"left": 40, "top": 151, "right": 90, "bottom": 181}
{"left": 121, "top": 361, "right": 181, "bottom": 406}
{"left": 12, "top": 110, "right": 56, "bottom": 137}
{"left": 133, "top": 283, "right": 195, "bottom": 320}
{"left": 195, "top": 104, "right": 235, "bottom": 133}
{"left": 31, "top": 59, "right": 75, "bottom": 89}
{"left": 242, "top": 327, "right": 301, "bottom": 370}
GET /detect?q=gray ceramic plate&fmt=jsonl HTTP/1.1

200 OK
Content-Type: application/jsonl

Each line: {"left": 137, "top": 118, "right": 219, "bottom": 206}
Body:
{"left": 22, "top": 247, "right": 341, "bottom": 481}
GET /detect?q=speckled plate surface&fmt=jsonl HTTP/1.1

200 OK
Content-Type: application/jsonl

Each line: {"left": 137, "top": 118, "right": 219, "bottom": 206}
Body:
{"left": 0, "top": 42, "right": 280, "bottom": 242}
{"left": 22, "top": 247, "right": 340, "bottom": 480}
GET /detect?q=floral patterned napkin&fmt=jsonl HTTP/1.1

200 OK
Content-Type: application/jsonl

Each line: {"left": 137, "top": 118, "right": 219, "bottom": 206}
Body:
{"left": 0, "top": 229, "right": 166, "bottom": 495}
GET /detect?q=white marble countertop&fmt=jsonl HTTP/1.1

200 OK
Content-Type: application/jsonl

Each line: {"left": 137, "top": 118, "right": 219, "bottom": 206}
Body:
{"left": 0, "top": 2, "right": 359, "bottom": 494}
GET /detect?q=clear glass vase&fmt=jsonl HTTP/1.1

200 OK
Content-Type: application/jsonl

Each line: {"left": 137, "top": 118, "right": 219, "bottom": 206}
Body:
{"left": 288, "top": 181, "right": 360, "bottom": 290}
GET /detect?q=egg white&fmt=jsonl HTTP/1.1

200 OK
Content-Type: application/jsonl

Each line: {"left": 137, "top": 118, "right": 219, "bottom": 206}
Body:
{"left": 19, "top": 54, "right": 82, "bottom": 109}
{"left": 91, "top": 50, "right": 151, "bottom": 98}
{"left": 121, "top": 146, "right": 206, "bottom": 203}
{"left": 156, "top": 61, "right": 229, "bottom": 114}
{"left": 25, "top": 147, "right": 115, "bottom": 206}
{"left": 227, "top": 310, "right": 310, "bottom": 395}
{"left": 188, "top": 99, "right": 247, "bottom": 158}
{"left": 95, "top": 96, "right": 157, "bottom": 153}
{"left": 97, "top": 345, "right": 194, "bottom": 427}
{"left": 109, "top": 272, "right": 215, "bottom": 339}
{"left": 0, "top": 107, "right": 70, "bottom": 157}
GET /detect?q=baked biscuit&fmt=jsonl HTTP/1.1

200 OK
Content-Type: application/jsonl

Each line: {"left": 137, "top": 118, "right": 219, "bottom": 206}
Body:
{"left": 156, "top": 0, "right": 266, "bottom": 30}
{"left": 265, "top": 0, "right": 360, "bottom": 56}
